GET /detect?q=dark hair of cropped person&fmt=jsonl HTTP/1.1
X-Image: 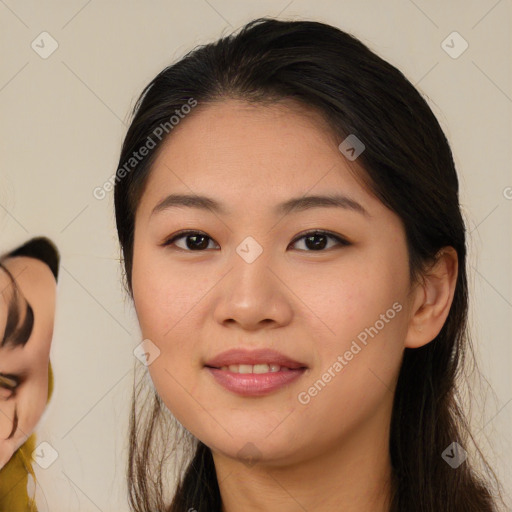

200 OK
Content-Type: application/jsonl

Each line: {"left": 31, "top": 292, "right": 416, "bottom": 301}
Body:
{"left": 114, "top": 17, "right": 504, "bottom": 512}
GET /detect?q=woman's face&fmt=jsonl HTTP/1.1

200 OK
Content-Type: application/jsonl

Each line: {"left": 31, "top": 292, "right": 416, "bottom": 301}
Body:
{"left": 131, "top": 99, "right": 418, "bottom": 467}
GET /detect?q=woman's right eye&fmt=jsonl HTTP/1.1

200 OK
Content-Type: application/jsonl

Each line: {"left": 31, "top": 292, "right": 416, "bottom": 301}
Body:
{"left": 162, "top": 231, "right": 219, "bottom": 251}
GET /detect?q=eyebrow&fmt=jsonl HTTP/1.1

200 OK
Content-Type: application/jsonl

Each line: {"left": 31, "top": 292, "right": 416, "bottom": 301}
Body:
{"left": 0, "top": 266, "right": 34, "bottom": 349}
{"left": 151, "top": 193, "right": 370, "bottom": 218}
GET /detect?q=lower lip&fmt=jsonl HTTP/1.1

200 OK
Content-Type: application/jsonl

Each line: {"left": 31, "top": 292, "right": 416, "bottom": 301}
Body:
{"left": 205, "top": 367, "right": 306, "bottom": 396}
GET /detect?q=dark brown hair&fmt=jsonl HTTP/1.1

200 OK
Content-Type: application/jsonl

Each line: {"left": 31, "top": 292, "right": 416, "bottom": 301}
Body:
{"left": 114, "top": 17, "right": 504, "bottom": 512}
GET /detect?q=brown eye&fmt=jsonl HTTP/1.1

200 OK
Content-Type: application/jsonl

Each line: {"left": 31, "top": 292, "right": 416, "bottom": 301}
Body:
{"left": 162, "top": 230, "right": 219, "bottom": 251}
{"left": 289, "top": 230, "right": 351, "bottom": 251}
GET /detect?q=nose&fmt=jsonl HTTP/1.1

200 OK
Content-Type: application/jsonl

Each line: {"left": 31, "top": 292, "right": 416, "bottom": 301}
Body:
{"left": 212, "top": 245, "right": 294, "bottom": 332}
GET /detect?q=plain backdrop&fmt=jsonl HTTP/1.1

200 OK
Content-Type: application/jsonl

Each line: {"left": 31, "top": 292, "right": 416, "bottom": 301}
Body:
{"left": 0, "top": 1, "right": 511, "bottom": 510}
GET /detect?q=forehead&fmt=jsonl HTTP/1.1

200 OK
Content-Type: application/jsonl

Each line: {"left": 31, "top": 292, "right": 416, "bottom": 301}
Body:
{"left": 155, "top": 98, "right": 341, "bottom": 168}
{"left": 137, "top": 99, "right": 377, "bottom": 217}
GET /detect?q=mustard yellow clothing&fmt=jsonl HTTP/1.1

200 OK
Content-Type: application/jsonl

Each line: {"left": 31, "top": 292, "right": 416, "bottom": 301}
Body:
{"left": 0, "top": 361, "right": 54, "bottom": 511}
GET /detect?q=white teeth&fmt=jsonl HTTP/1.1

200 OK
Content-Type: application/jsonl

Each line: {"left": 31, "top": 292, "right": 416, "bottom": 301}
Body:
{"left": 219, "top": 364, "right": 291, "bottom": 373}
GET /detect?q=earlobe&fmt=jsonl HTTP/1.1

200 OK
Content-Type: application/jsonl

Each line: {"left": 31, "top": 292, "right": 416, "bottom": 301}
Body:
{"left": 404, "top": 247, "right": 458, "bottom": 349}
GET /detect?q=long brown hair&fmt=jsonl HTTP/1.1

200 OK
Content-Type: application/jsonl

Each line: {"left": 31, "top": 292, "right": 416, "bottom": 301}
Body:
{"left": 114, "top": 17, "right": 505, "bottom": 511}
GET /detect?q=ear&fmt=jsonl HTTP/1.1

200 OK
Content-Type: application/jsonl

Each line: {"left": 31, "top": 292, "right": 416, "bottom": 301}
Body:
{"left": 404, "top": 246, "right": 458, "bottom": 349}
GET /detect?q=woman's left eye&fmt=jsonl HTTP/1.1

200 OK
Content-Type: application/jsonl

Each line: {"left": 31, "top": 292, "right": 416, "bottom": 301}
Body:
{"left": 289, "top": 231, "right": 351, "bottom": 251}
{"left": 162, "top": 230, "right": 350, "bottom": 252}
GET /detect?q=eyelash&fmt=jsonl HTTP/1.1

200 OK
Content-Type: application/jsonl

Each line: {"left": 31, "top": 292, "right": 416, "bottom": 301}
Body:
{"left": 161, "top": 229, "right": 351, "bottom": 252}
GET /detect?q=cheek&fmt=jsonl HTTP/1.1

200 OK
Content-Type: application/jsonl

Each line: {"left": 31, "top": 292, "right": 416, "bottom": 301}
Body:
{"left": 288, "top": 253, "right": 406, "bottom": 355}
{"left": 131, "top": 251, "right": 210, "bottom": 416}
{"left": 132, "top": 249, "right": 200, "bottom": 342}
{"left": 291, "top": 252, "right": 407, "bottom": 413}
{"left": 292, "top": 282, "right": 406, "bottom": 450}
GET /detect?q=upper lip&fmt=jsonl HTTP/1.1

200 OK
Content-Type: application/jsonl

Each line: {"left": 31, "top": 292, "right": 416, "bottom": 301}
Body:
{"left": 204, "top": 348, "right": 307, "bottom": 369}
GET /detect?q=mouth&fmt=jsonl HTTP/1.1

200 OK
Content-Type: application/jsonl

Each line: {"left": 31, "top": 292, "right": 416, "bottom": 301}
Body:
{"left": 203, "top": 348, "right": 308, "bottom": 396}
{"left": 204, "top": 366, "right": 307, "bottom": 396}
{"left": 204, "top": 363, "right": 307, "bottom": 373}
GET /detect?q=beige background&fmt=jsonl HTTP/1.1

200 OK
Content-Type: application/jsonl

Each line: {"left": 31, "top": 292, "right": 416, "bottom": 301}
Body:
{"left": 1, "top": 1, "right": 511, "bottom": 510}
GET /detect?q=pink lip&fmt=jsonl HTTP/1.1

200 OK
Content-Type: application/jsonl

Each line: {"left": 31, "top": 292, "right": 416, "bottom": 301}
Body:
{"left": 206, "top": 367, "right": 307, "bottom": 396}
{"left": 204, "top": 348, "right": 307, "bottom": 370}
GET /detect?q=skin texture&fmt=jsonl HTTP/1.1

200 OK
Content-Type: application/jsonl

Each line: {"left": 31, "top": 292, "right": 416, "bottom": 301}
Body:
{"left": 131, "top": 99, "right": 458, "bottom": 512}
{"left": 0, "top": 256, "right": 56, "bottom": 470}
